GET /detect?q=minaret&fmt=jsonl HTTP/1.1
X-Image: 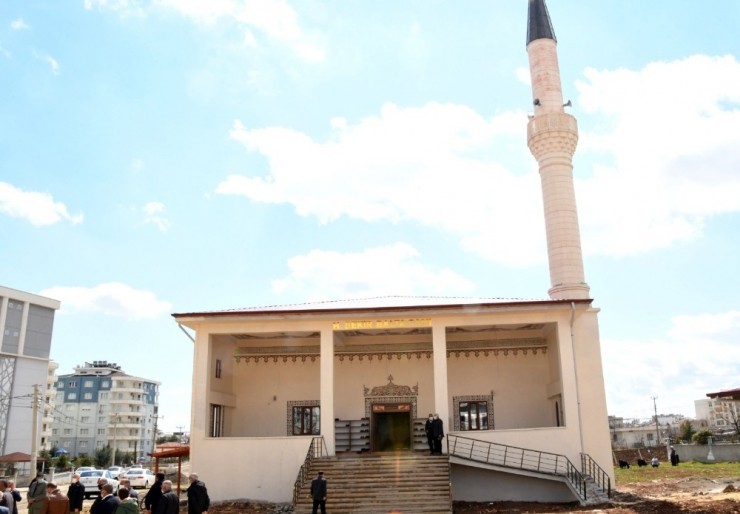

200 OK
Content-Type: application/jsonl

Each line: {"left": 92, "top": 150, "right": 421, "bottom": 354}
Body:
{"left": 526, "top": 0, "right": 590, "bottom": 300}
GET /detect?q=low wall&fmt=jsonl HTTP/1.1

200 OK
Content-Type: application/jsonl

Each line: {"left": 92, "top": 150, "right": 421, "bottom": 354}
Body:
{"left": 674, "top": 444, "right": 740, "bottom": 463}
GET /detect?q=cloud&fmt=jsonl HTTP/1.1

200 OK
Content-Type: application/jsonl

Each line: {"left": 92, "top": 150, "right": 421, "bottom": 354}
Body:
{"left": 32, "top": 51, "right": 60, "bottom": 74}
{"left": 219, "top": 103, "right": 542, "bottom": 266}
{"left": 11, "top": 18, "right": 30, "bottom": 30}
{"left": 217, "top": 54, "right": 740, "bottom": 265}
{"left": 272, "top": 243, "right": 476, "bottom": 301}
{"left": 39, "top": 283, "right": 172, "bottom": 319}
{"left": 602, "top": 310, "right": 740, "bottom": 419}
{"left": 0, "top": 182, "right": 83, "bottom": 226}
{"left": 576, "top": 54, "right": 740, "bottom": 256}
{"left": 88, "top": 0, "right": 324, "bottom": 62}
{"left": 141, "top": 201, "right": 171, "bottom": 232}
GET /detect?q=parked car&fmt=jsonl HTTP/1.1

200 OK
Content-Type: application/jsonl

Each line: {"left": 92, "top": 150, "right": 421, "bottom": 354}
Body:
{"left": 124, "top": 468, "right": 155, "bottom": 489}
{"left": 108, "top": 466, "right": 124, "bottom": 479}
{"left": 79, "top": 470, "right": 119, "bottom": 498}
{"left": 75, "top": 466, "right": 96, "bottom": 473}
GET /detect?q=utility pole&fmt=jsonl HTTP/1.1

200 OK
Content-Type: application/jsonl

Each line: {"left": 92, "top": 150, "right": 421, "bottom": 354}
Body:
{"left": 652, "top": 396, "right": 660, "bottom": 447}
{"left": 30, "top": 384, "right": 40, "bottom": 475}
{"left": 151, "top": 414, "right": 161, "bottom": 460}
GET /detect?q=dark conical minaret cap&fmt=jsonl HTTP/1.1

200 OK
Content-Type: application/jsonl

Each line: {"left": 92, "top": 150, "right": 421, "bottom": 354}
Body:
{"left": 527, "top": 0, "right": 557, "bottom": 45}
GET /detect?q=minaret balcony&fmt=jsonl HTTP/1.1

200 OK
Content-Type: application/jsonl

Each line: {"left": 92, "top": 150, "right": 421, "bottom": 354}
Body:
{"left": 527, "top": 112, "right": 578, "bottom": 158}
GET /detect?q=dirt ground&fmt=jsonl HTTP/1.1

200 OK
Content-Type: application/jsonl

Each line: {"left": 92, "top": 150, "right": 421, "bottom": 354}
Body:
{"left": 207, "top": 475, "right": 740, "bottom": 513}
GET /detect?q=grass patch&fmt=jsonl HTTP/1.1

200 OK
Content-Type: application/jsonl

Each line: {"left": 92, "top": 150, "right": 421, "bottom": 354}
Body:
{"left": 615, "top": 461, "right": 740, "bottom": 485}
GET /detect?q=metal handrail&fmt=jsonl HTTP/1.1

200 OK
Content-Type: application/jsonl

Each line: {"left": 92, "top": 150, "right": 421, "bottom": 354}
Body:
{"left": 581, "top": 452, "right": 611, "bottom": 498}
{"left": 447, "top": 434, "right": 587, "bottom": 501}
{"left": 292, "top": 436, "right": 326, "bottom": 506}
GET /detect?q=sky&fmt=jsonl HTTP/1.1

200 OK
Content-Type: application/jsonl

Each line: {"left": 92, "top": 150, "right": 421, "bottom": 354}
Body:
{"left": 1, "top": 0, "right": 739, "bottom": 433}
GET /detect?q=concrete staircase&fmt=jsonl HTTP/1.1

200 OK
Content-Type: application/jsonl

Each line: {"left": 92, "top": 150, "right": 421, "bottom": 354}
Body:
{"left": 293, "top": 452, "right": 451, "bottom": 514}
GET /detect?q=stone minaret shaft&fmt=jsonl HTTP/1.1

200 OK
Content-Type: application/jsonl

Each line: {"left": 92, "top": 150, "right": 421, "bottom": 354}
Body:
{"left": 526, "top": 0, "right": 590, "bottom": 300}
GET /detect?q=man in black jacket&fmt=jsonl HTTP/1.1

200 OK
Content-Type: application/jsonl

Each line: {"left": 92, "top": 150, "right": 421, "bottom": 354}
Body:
{"left": 309, "top": 471, "right": 327, "bottom": 514}
{"left": 144, "top": 473, "right": 165, "bottom": 513}
{"left": 186, "top": 474, "right": 209, "bottom": 514}
{"left": 432, "top": 413, "right": 444, "bottom": 455}
{"left": 156, "top": 481, "right": 180, "bottom": 514}
{"left": 424, "top": 413, "right": 435, "bottom": 455}
{"left": 67, "top": 473, "right": 85, "bottom": 513}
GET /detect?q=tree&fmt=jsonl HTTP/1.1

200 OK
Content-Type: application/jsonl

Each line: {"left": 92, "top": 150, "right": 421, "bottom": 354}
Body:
{"left": 692, "top": 429, "right": 712, "bottom": 445}
{"left": 156, "top": 434, "right": 180, "bottom": 444}
{"left": 678, "top": 420, "right": 695, "bottom": 443}
{"left": 717, "top": 399, "right": 740, "bottom": 436}
{"left": 95, "top": 445, "right": 112, "bottom": 468}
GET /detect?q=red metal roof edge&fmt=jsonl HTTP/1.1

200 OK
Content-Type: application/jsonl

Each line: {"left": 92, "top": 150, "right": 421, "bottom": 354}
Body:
{"left": 172, "top": 297, "right": 594, "bottom": 319}
{"left": 706, "top": 387, "right": 740, "bottom": 399}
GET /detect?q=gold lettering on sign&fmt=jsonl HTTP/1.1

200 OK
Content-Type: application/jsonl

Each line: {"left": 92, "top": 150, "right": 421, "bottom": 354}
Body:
{"left": 332, "top": 318, "right": 432, "bottom": 331}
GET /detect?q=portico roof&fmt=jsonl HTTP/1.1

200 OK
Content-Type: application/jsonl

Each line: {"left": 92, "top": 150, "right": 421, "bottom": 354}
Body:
{"left": 172, "top": 295, "right": 593, "bottom": 320}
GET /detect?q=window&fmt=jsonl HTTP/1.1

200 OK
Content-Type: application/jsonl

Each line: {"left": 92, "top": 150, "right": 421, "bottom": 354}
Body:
{"left": 459, "top": 401, "right": 489, "bottom": 431}
{"left": 98, "top": 428, "right": 106, "bottom": 435}
{"left": 79, "top": 441, "right": 88, "bottom": 448}
{"left": 81, "top": 416, "right": 90, "bottom": 423}
{"left": 210, "top": 404, "right": 224, "bottom": 437}
{"left": 453, "top": 395, "right": 494, "bottom": 431}
{"left": 84, "top": 380, "right": 94, "bottom": 387}
{"left": 67, "top": 393, "right": 77, "bottom": 400}
{"left": 99, "top": 392, "right": 108, "bottom": 399}
{"left": 215, "top": 359, "right": 222, "bottom": 379}
{"left": 83, "top": 393, "right": 92, "bottom": 400}
{"left": 80, "top": 429, "right": 89, "bottom": 435}
{"left": 68, "top": 381, "right": 77, "bottom": 388}
{"left": 292, "top": 405, "right": 320, "bottom": 435}
{"left": 63, "top": 429, "right": 72, "bottom": 435}
{"left": 101, "top": 381, "right": 110, "bottom": 388}
{"left": 98, "top": 416, "right": 106, "bottom": 423}
{"left": 52, "top": 429, "right": 58, "bottom": 435}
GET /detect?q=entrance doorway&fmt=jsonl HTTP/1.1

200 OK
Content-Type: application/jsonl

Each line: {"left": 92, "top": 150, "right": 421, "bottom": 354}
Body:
{"left": 371, "top": 403, "right": 412, "bottom": 451}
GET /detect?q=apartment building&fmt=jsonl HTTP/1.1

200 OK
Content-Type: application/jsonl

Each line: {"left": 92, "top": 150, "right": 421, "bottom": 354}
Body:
{"left": 0, "top": 285, "right": 60, "bottom": 456}
{"left": 51, "top": 361, "right": 160, "bottom": 461}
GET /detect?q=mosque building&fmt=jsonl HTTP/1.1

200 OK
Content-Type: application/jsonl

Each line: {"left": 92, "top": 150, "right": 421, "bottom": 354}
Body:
{"left": 174, "top": 0, "right": 613, "bottom": 506}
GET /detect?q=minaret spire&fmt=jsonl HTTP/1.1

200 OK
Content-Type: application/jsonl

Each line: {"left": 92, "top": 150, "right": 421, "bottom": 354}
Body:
{"left": 526, "top": 0, "right": 590, "bottom": 300}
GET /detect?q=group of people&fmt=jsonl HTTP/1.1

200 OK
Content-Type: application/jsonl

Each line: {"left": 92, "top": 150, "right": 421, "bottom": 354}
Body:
{"left": 424, "top": 413, "right": 445, "bottom": 455}
{"left": 0, "top": 471, "right": 210, "bottom": 514}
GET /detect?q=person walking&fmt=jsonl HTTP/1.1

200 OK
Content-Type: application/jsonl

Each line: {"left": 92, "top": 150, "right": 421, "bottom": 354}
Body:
{"left": 432, "top": 413, "right": 445, "bottom": 455}
{"left": 41, "top": 482, "right": 69, "bottom": 514}
{"left": 6, "top": 480, "right": 20, "bottom": 514}
{"left": 0, "top": 479, "right": 15, "bottom": 514}
{"left": 144, "top": 473, "right": 165, "bottom": 514}
{"left": 155, "top": 481, "right": 180, "bottom": 514}
{"left": 27, "top": 472, "right": 47, "bottom": 514}
{"left": 114, "top": 489, "right": 139, "bottom": 514}
{"left": 424, "top": 413, "right": 435, "bottom": 455}
{"left": 67, "top": 474, "right": 85, "bottom": 514}
{"left": 186, "top": 474, "right": 209, "bottom": 514}
{"left": 310, "top": 471, "right": 327, "bottom": 514}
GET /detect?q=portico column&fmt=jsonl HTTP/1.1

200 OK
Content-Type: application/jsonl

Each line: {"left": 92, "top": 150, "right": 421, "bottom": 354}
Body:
{"left": 320, "top": 327, "right": 335, "bottom": 456}
{"left": 432, "top": 323, "right": 450, "bottom": 448}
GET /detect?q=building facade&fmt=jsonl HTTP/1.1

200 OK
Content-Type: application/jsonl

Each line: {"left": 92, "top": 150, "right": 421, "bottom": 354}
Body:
{"left": 174, "top": 0, "right": 613, "bottom": 505}
{"left": 41, "top": 360, "right": 60, "bottom": 452}
{"left": 0, "top": 285, "right": 60, "bottom": 456}
{"left": 695, "top": 388, "right": 740, "bottom": 434}
{"left": 51, "top": 361, "right": 160, "bottom": 461}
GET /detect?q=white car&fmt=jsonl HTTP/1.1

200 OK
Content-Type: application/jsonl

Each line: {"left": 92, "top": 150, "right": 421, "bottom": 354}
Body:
{"left": 108, "top": 466, "right": 124, "bottom": 479}
{"left": 79, "top": 470, "right": 119, "bottom": 498}
{"left": 124, "top": 468, "right": 155, "bottom": 489}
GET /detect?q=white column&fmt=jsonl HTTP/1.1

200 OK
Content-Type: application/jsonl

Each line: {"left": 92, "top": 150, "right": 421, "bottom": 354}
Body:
{"left": 319, "top": 327, "right": 335, "bottom": 456}
{"left": 432, "top": 323, "right": 449, "bottom": 449}
{"left": 17, "top": 301, "right": 30, "bottom": 354}
{"left": 0, "top": 296, "right": 7, "bottom": 348}
{"left": 191, "top": 329, "right": 210, "bottom": 440}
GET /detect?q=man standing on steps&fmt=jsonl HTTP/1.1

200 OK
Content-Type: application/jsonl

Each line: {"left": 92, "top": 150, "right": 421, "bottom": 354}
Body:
{"left": 310, "top": 471, "right": 327, "bottom": 514}
{"left": 424, "top": 413, "right": 435, "bottom": 455}
{"left": 432, "top": 413, "right": 445, "bottom": 455}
